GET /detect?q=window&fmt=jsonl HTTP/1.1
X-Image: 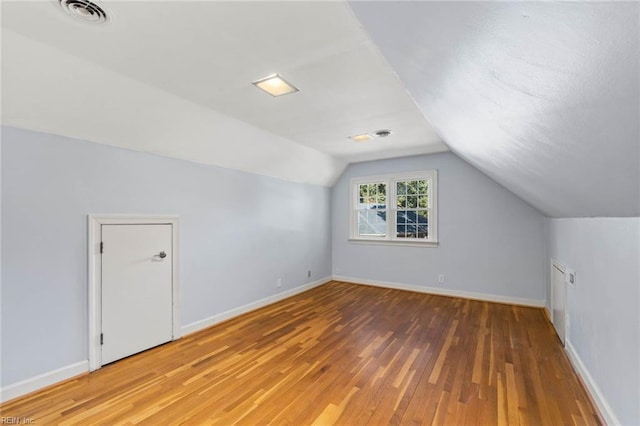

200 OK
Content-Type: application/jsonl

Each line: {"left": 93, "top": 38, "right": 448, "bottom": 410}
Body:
{"left": 350, "top": 170, "right": 438, "bottom": 246}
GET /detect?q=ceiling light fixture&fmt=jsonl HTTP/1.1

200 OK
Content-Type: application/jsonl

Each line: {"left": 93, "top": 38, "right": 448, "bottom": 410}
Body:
{"left": 58, "top": 0, "right": 110, "bottom": 24}
{"left": 373, "top": 129, "right": 393, "bottom": 138}
{"left": 252, "top": 74, "right": 299, "bottom": 97}
{"left": 349, "top": 133, "right": 372, "bottom": 142}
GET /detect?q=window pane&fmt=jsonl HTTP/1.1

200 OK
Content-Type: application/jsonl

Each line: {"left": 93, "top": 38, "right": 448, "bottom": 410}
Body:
{"left": 396, "top": 210, "right": 407, "bottom": 224}
{"left": 397, "top": 181, "right": 407, "bottom": 195}
{"left": 368, "top": 183, "right": 377, "bottom": 197}
{"left": 377, "top": 183, "right": 387, "bottom": 207}
{"left": 418, "top": 179, "right": 429, "bottom": 194}
{"left": 396, "top": 211, "right": 411, "bottom": 238}
{"left": 396, "top": 210, "right": 429, "bottom": 239}
{"left": 417, "top": 211, "right": 428, "bottom": 224}
{"left": 353, "top": 172, "right": 435, "bottom": 243}
{"left": 396, "top": 210, "right": 416, "bottom": 225}
{"left": 407, "top": 181, "right": 418, "bottom": 195}
{"left": 359, "top": 185, "right": 368, "bottom": 207}
{"left": 359, "top": 184, "right": 368, "bottom": 198}
{"left": 358, "top": 209, "right": 386, "bottom": 237}
{"left": 359, "top": 182, "right": 386, "bottom": 208}
{"left": 418, "top": 211, "right": 428, "bottom": 238}
{"left": 405, "top": 224, "right": 418, "bottom": 238}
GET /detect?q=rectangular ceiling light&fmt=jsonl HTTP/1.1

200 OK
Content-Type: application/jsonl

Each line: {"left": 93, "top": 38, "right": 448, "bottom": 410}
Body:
{"left": 252, "top": 74, "right": 299, "bottom": 97}
{"left": 349, "top": 133, "right": 372, "bottom": 142}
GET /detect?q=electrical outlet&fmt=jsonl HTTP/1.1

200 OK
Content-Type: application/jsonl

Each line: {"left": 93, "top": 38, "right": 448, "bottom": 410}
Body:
{"left": 438, "top": 274, "right": 445, "bottom": 284}
{"left": 276, "top": 278, "right": 282, "bottom": 288}
{"left": 307, "top": 270, "right": 311, "bottom": 278}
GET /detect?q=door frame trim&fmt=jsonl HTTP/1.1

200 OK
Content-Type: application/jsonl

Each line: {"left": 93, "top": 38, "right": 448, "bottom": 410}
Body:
{"left": 88, "top": 214, "right": 180, "bottom": 371}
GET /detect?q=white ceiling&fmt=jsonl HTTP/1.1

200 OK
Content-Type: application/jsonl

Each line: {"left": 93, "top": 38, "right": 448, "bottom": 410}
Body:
{"left": 350, "top": 1, "right": 639, "bottom": 217}
{"left": 1, "top": 0, "right": 446, "bottom": 170}
{"left": 2, "top": 27, "right": 347, "bottom": 186}
{"left": 2, "top": 1, "right": 638, "bottom": 217}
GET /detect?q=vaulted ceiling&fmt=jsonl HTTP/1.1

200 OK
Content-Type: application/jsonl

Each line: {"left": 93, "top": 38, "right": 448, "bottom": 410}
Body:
{"left": 1, "top": 1, "right": 444, "bottom": 186}
{"left": 350, "top": 1, "right": 639, "bottom": 217}
{"left": 2, "top": 1, "right": 638, "bottom": 217}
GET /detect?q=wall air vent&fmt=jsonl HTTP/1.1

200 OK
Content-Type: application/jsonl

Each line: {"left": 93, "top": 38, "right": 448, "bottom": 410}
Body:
{"left": 59, "top": 0, "right": 109, "bottom": 24}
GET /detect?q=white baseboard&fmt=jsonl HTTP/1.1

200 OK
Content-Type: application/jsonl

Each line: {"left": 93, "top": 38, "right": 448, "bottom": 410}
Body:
{"left": 544, "top": 306, "right": 552, "bottom": 322}
{"left": 1, "top": 277, "right": 331, "bottom": 404}
{"left": 181, "top": 276, "right": 332, "bottom": 336}
{"left": 1, "top": 360, "right": 89, "bottom": 404}
{"left": 332, "top": 275, "right": 546, "bottom": 307}
{"left": 0, "top": 276, "right": 547, "bottom": 405}
{"left": 565, "top": 340, "right": 619, "bottom": 426}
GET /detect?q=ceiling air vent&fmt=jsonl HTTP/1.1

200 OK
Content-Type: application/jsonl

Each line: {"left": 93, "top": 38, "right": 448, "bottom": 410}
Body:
{"left": 58, "top": 0, "right": 109, "bottom": 24}
{"left": 373, "top": 129, "right": 392, "bottom": 138}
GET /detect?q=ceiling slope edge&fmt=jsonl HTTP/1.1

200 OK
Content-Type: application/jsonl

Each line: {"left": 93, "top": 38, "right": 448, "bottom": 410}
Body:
{"left": 349, "top": 1, "right": 639, "bottom": 218}
{"left": 1, "top": 29, "right": 347, "bottom": 187}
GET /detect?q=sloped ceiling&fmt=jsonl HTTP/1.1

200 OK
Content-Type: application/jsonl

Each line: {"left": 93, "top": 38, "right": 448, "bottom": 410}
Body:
{"left": 1, "top": 29, "right": 345, "bottom": 186}
{"left": 1, "top": 0, "right": 446, "bottom": 187}
{"left": 350, "top": 1, "right": 639, "bottom": 217}
{"left": 2, "top": 1, "right": 638, "bottom": 217}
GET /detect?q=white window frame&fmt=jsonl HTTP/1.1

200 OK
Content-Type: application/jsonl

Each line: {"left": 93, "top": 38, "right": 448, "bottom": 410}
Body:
{"left": 349, "top": 170, "right": 438, "bottom": 247}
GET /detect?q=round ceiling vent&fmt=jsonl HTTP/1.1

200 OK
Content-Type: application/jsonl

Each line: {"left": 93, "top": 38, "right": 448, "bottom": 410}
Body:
{"left": 373, "top": 129, "right": 393, "bottom": 138}
{"left": 59, "top": 0, "right": 109, "bottom": 24}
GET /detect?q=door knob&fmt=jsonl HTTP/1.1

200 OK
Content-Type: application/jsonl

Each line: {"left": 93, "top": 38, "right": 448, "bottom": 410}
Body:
{"left": 158, "top": 251, "right": 167, "bottom": 259}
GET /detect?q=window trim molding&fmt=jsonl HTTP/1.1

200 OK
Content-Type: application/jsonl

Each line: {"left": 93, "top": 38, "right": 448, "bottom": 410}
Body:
{"left": 349, "top": 170, "right": 438, "bottom": 246}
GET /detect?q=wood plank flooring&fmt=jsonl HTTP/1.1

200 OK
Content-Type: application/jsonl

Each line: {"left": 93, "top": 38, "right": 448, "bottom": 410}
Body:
{"left": 1, "top": 281, "right": 602, "bottom": 425}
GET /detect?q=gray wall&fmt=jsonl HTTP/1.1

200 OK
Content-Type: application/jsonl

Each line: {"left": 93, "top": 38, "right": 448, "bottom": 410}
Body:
{"left": 5, "top": 126, "right": 636, "bottom": 424}
{"left": 547, "top": 217, "right": 640, "bottom": 425}
{"left": 1, "top": 126, "right": 332, "bottom": 386}
{"left": 332, "top": 153, "right": 546, "bottom": 301}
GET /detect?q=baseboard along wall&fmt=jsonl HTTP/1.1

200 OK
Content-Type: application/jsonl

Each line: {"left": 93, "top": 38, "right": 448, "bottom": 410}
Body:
{"left": 2, "top": 275, "right": 613, "bottom": 425}
{"left": 565, "top": 340, "right": 620, "bottom": 426}
{"left": 180, "top": 276, "right": 332, "bottom": 336}
{"left": 336, "top": 275, "right": 619, "bottom": 424}
{"left": 0, "top": 276, "right": 332, "bottom": 404}
{"left": 544, "top": 306, "right": 552, "bottom": 322}
{"left": 0, "top": 361, "right": 89, "bottom": 404}
{"left": 332, "top": 275, "right": 546, "bottom": 307}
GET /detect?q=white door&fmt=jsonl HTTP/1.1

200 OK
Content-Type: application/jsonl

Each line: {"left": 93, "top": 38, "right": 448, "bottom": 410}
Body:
{"left": 101, "top": 224, "right": 173, "bottom": 365}
{"left": 551, "top": 262, "right": 566, "bottom": 345}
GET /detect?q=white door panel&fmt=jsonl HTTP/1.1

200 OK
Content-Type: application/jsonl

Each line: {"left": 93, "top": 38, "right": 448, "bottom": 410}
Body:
{"left": 551, "top": 262, "right": 566, "bottom": 345}
{"left": 101, "top": 224, "right": 173, "bottom": 365}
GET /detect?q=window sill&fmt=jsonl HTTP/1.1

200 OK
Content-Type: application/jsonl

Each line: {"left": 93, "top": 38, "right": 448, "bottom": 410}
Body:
{"left": 348, "top": 238, "right": 439, "bottom": 248}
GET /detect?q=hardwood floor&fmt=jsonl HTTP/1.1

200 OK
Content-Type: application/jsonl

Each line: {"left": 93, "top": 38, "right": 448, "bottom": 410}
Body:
{"left": 1, "top": 281, "right": 601, "bottom": 425}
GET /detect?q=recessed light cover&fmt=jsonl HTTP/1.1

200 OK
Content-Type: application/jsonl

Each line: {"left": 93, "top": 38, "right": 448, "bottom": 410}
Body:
{"left": 252, "top": 74, "right": 299, "bottom": 97}
{"left": 349, "top": 133, "right": 372, "bottom": 142}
